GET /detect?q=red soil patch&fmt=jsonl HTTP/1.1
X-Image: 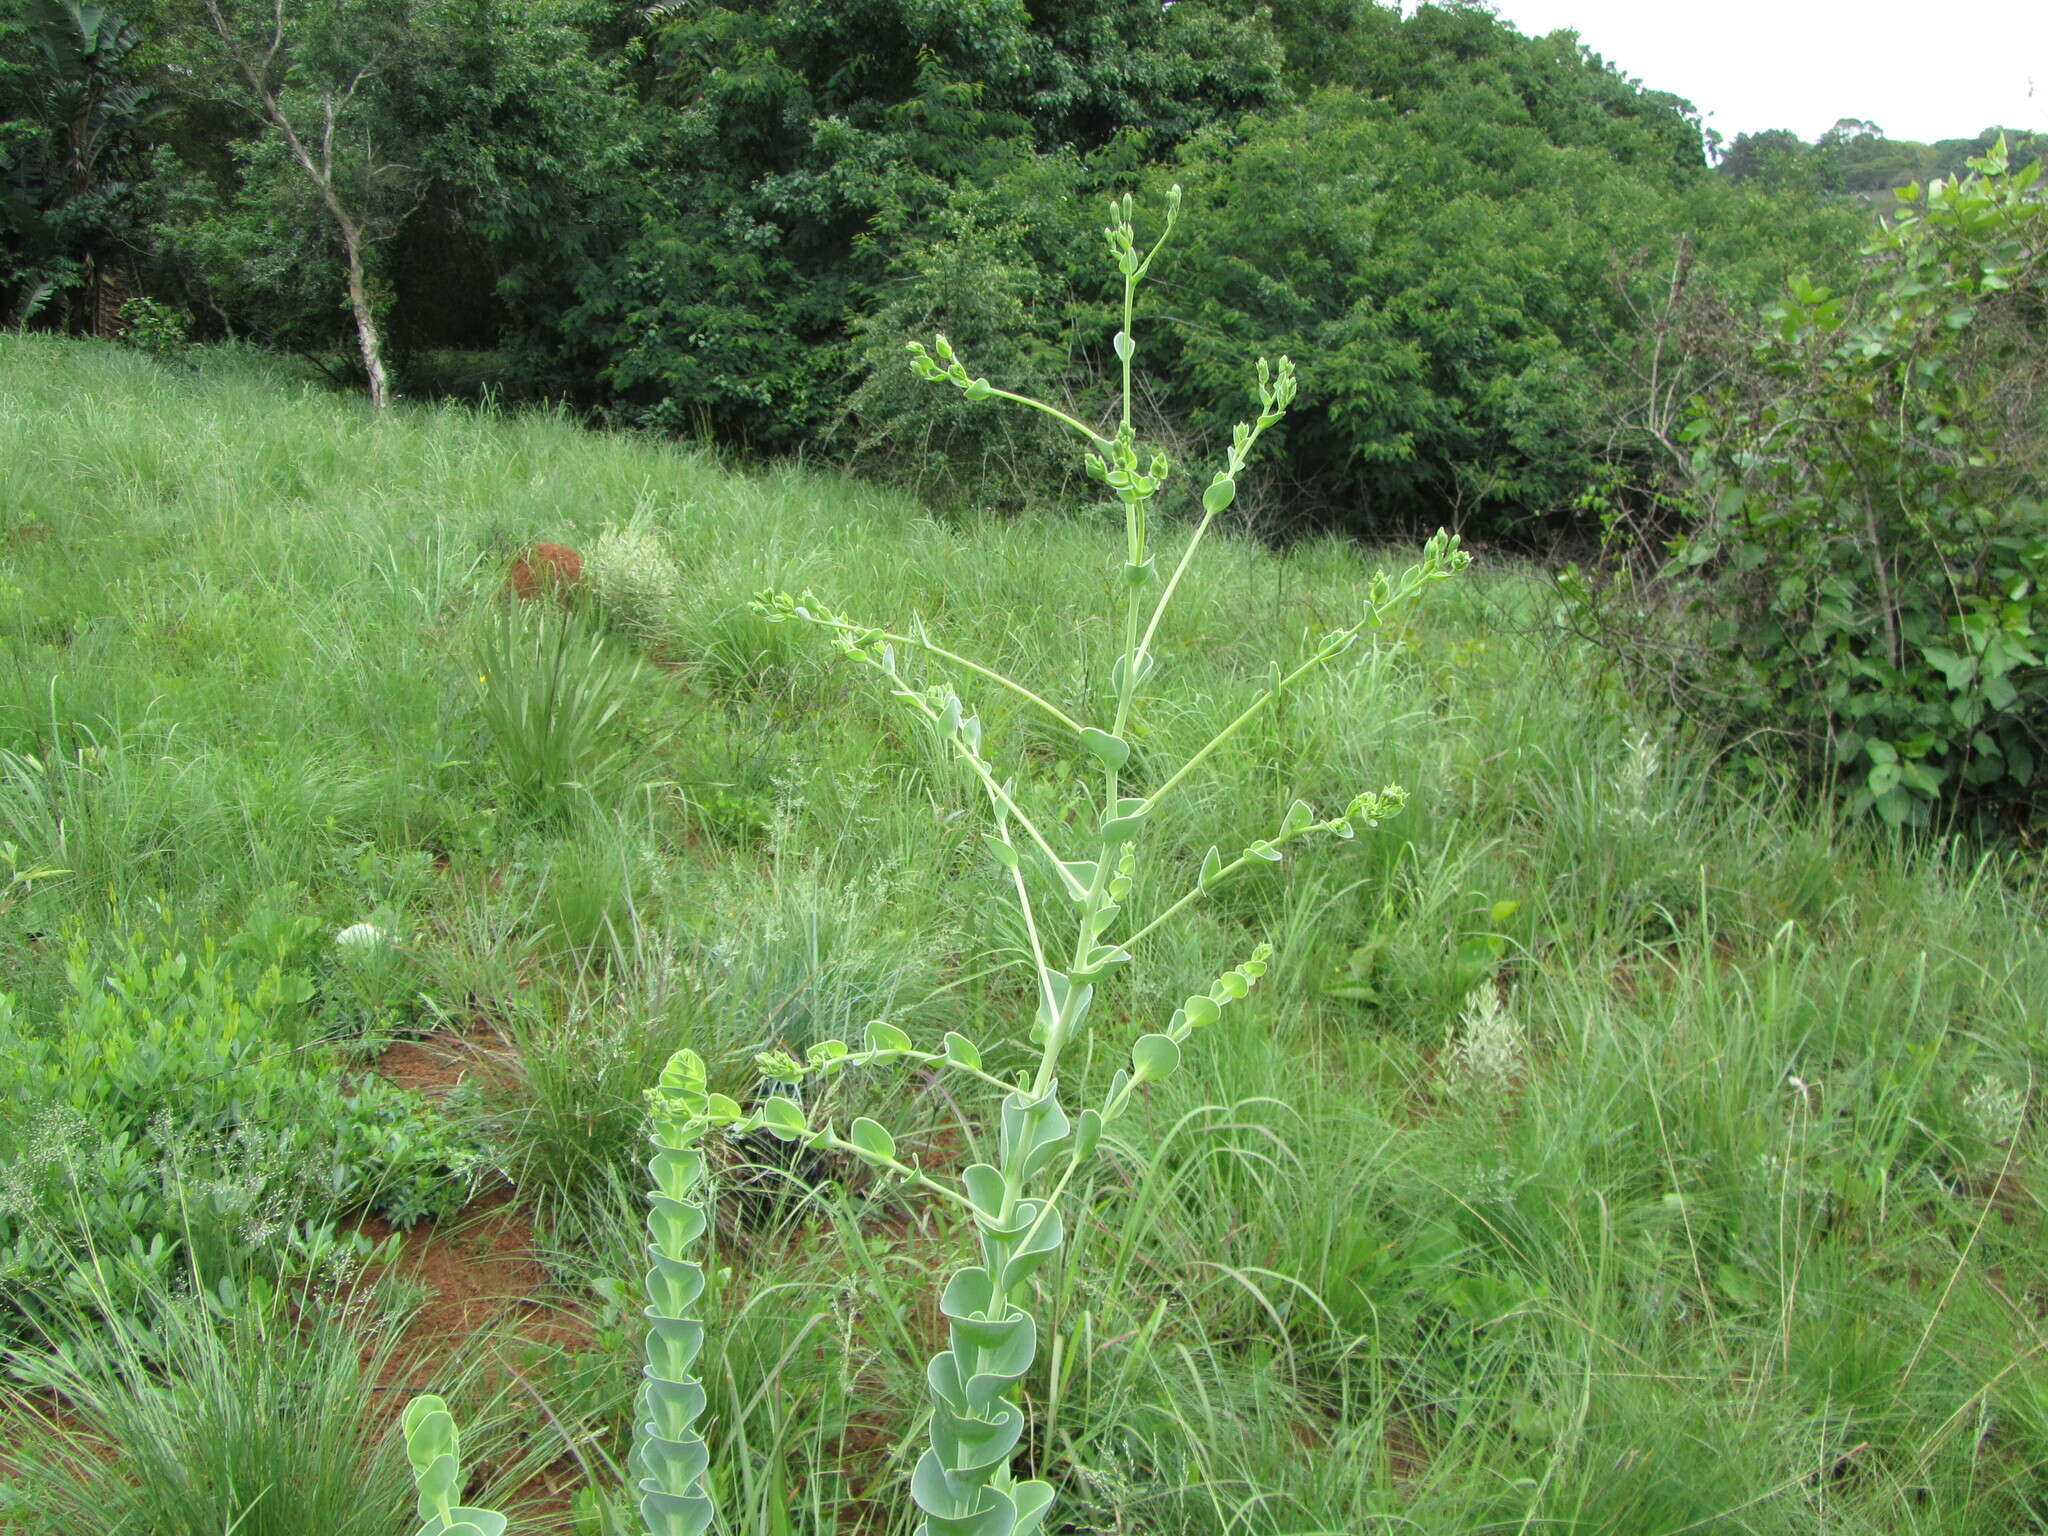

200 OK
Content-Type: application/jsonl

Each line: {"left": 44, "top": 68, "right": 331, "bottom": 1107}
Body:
{"left": 359, "top": 1191, "right": 582, "bottom": 1381}
{"left": 361, "top": 1031, "right": 603, "bottom": 1524}
{"left": 364, "top": 1030, "right": 576, "bottom": 1374}
{"left": 505, "top": 542, "right": 583, "bottom": 602}
{"left": 375, "top": 1025, "right": 501, "bottom": 1097}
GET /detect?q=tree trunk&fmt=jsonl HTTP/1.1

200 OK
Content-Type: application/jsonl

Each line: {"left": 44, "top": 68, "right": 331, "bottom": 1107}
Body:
{"left": 339, "top": 219, "right": 389, "bottom": 411}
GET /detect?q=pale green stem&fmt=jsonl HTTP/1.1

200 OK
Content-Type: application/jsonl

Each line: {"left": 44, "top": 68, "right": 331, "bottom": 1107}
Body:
{"left": 825, "top": 616, "right": 1085, "bottom": 735}
{"left": 1116, "top": 824, "right": 1325, "bottom": 952}
{"left": 834, "top": 1044, "right": 1020, "bottom": 1098}
{"left": 1002, "top": 822, "right": 1059, "bottom": 1041}
{"left": 809, "top": 1126, "right": 977, "bottom": 1213}
{"left": 1146, "top": 644, "right": 1348, "bottom": 812}
{"left": 1134, "top": 504, "right": 1220, "bottom": 665}
{"left": 1120, "top": 268, "right": 1135, "bottom": 438}
{"left": 984, "top": 385, "right": 1112, "bottom": 450}
{"left": 893, "top": 685, "right": 1074, "bottom": 887}
{"left": 953, "top": 744, "right": 1072, "bottom": 892}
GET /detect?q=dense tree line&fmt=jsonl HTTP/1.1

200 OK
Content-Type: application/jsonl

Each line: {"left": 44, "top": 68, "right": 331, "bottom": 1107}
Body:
{"left": 3, "top": 0, "right": 1881, "bottom": 534}
{"left": 1719, "top": 118, "right": 2046, "bottom": 201}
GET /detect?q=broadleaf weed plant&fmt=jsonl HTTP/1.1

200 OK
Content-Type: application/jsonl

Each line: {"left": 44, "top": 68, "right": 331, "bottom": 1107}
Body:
{"left": 403, "top": 190, "right": 1467, "bottom": 1535}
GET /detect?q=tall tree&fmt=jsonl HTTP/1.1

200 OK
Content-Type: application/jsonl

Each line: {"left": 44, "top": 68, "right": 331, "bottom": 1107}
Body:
{"left": 189, "top": 0, "right": 424, "bottom": 406}
{"left": 1, "top": 2, "right": 163, "bottom": 332}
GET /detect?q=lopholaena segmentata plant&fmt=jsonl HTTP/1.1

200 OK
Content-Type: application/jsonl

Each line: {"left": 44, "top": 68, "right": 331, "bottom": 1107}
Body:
{"left": 402, "top": 187, "right": 1466, "bottom": 1536}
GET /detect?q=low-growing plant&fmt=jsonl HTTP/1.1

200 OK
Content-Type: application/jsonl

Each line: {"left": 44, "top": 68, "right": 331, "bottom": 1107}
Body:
{"left": 475, "top": 604, "right": 644, "bottom": 815}
{"left": 0, "top": 935, "right": 483, "bottom": 1343}
{"left": 583, "top": 521, "right": 687, "bottom": 647}
{"left": 1, "top": 1277, "right": 450, "bottom": 1536}
{"left": 406, "top": 190, "right": 1464, "bottom": 1534}
{"left": 118, "top": 296, "right": 194, "bottom": 360}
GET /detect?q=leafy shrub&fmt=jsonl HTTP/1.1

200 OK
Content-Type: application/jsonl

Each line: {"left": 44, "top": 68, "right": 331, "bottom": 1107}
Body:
{"left": 841, "top": 157, "right": 1102, "bottom": 512}
{"left": 118, "top": 296, "right": 192, "bottom": 358}
{"left": 0, "top": 937, "right": 484, "bottom": 1342}
{"left": 583, "top": 521, "right": 686, "bottom": 646}
{"left": 1574, "top": 142, "right": 2048, "bottom": 827}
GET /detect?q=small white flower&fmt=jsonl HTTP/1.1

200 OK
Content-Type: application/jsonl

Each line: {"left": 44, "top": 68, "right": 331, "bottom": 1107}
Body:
{"left": 334, "top": 921, "right": 393, "bottom": 953}
{"left": 1447, "top": 982, "right": 1526, "bottom": 1097}
{"left": 1962, "top": 1073, "right": 2027, "bottom": 1150}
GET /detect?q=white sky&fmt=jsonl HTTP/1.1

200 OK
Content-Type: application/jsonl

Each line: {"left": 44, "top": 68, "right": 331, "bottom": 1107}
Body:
{"left": 1444, "top": 1, "right": 2045, "bottom": 146}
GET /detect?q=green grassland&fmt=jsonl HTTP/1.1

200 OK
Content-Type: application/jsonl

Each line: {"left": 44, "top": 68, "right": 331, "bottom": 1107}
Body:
{"left": 2, "top": 335, "right": 2046, "bottom": 1534}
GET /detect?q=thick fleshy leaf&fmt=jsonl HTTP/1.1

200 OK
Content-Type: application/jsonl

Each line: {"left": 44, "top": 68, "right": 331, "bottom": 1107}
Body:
{"left": 640, "top": 1375, "right": 708, "bottom": 1439}
{"left": 1097, "top": 796, "right": 1152, "bottom": 844}
{"left": 1073, "top": 1108, "right": 1103, "bottom": 1161}
{"left": 986, "top": 1200, "right": 1063, "bottom": 1287}
{"left": 419, "top": 1514, "right": 508, "bottom": 1536}
{"left": 1077, "top": 727, "right": 1130, "bottom": 769}
{"left": 848, "top": 1117, "right": 897, "bottom": 1163}
{"left": 1131, "top": 1033, "right": 1180, "bottom": 1083}
{"left": 940, "top": 1267, "right": 1027, "bottom": 1354}
{"left": 646, "top": 1193, "right": 707, "bottom": 1257}
{"left": 912, "top": 1449, "right": 1014, "bottom": 1532}
{"left": 643, "top": 1254, "right": 705, "bottom": 1318}
{"left": 643, "top": 1313, "right": 704, "bottom": 1381}
{"left": 754, "top": 1095, "right": 808, "bottom": 1141}
{"left": 1011, "top": 1480, "right": 1057, "bottom": 1536}
{"left": 1110, "top": 651, "right": 1157, "bottom": 694}
{"left": 962, "top": 1163, "right": 1007, "bottom": 1219}
{"left": 930, "top": 1398, "right": 1025, "bottom": 1473}
{"left": 646, "top": 1162, "right": 706, "bottom": 1211}
{"left": 1000, "top": 1090, "right": 1071, "bottom": 1182}
{"left": 865, "top": 1020, "right": 912, "bottom": 1053}
{"left": 638, "top": 1481, "right": 716, "bottom": 1536}
{"left": 635, "top": 1428, "right": 711, "bottom": 1490}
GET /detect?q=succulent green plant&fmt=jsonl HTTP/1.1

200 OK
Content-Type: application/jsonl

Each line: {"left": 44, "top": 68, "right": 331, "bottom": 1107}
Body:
{"left": 746, "top": 188, "right": 1465, "bottom": 1536}
{"left": 402, "top": 1395, "right": 508, "bottom": 1536}
{"left": 403, "top": 1047, "right": 726, "bottom": 1536}
{"left": 402, "top": 188, "right": 1465, "bottom": 1536}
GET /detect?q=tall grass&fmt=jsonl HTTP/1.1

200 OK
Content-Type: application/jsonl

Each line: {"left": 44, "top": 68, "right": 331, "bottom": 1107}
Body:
{"left": 2, "top": 334, "right": 2043, "bottom": 1533}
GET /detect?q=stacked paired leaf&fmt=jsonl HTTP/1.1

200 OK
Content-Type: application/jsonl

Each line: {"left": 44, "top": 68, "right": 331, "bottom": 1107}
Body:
{"left": 912, "top": 1089, "right": 1075, "bottom": 1536}
{"left": 402, "top": 1396, "right": 507, "bottom": 1536}
{"left": 634, "top": 1052, "right": 719, "bottom": 1536}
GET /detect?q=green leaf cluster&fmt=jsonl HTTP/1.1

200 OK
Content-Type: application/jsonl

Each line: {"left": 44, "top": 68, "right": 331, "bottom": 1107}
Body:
{"left": 0, "top": 933, "right": 484, "bottom": 1346}
{"left": 1618, "top": 142, "right": 2048, "bottom": 828}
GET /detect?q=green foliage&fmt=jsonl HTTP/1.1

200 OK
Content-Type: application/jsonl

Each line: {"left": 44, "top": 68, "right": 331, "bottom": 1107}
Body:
{"left": 11, "top": 336, "right": 2048, "bottom": 1536}
{"left": 474, "top": 604, "right": 644, "bottom": 816}
{"left": 118, "top": 292, "right": 188, "bottom": 354}
{"left": 11, "top": 0, "right": 1887, "bottom": 536}
{"left": 2, "top": 1286, "right": 431, "bottom": 1536}
{"left": 0, "top": 932, "right": 482, "bottom": 1343}
{"left": 403, "top": 1396, "right": 508, "bottom": 1536}
{"left": 750, "top": 195, "right": 1465, "bottom": 1535}
{"left": 1723, "top": 119, "right": 2048, "bottom": 202}
{"left": 404, "top": 1048, "right": 722, "bottom": 1536}
{"left": 843, "top": 7, "right": 1859, "bottom": 534}
{"left": 1627, "top": 142, "right": 2048, "bottom": 827}
{"left": 0, "top": 0, "right": 163, "bottom": 331}
{"left": 841, "top": 153, "right": 1100, "bottom": 511}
